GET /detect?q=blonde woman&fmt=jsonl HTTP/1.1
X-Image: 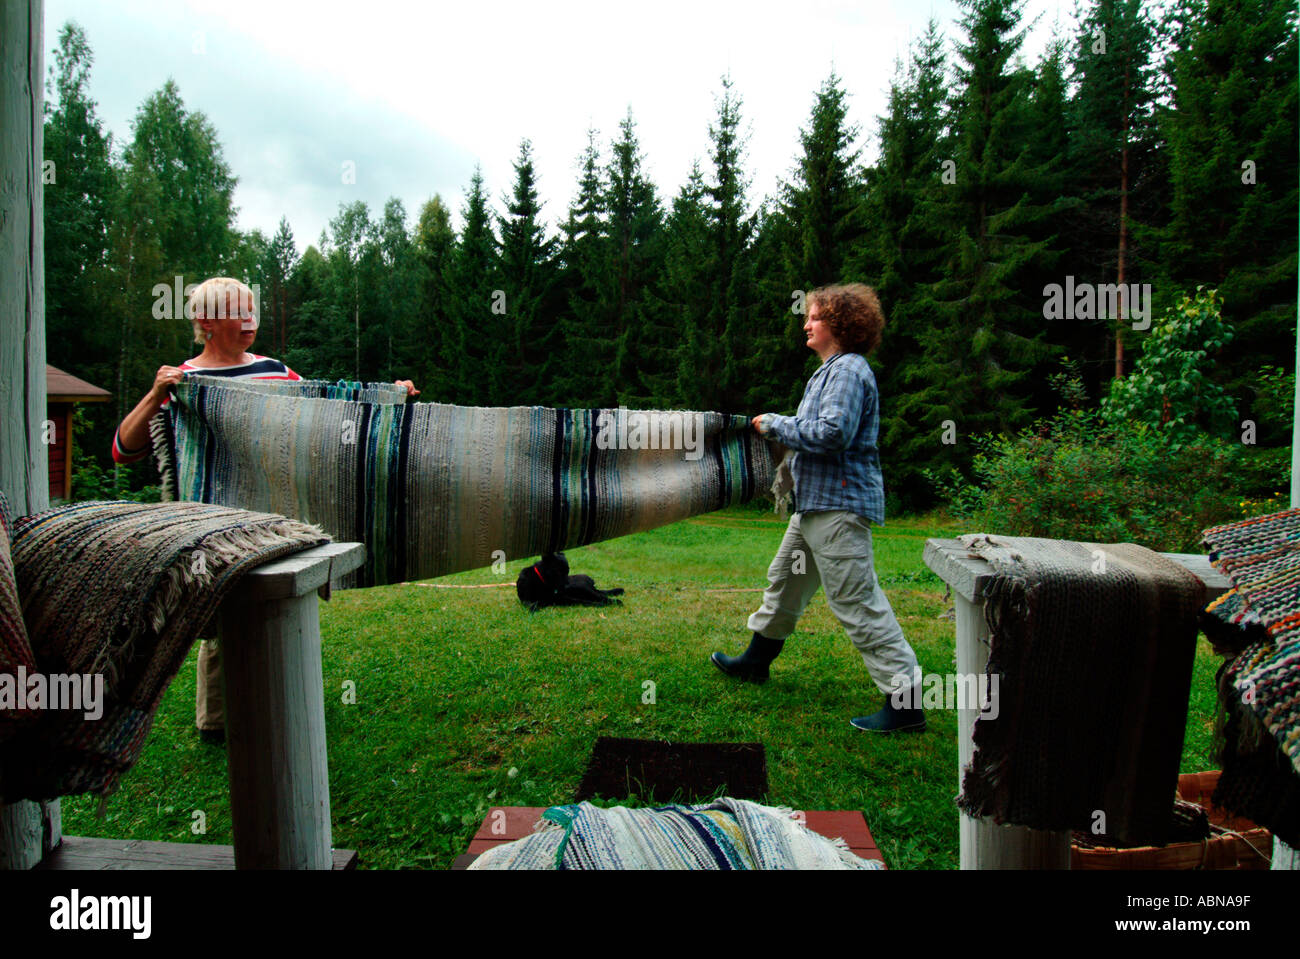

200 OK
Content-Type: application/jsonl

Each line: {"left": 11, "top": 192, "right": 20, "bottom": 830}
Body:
{"left": 113, "top": 276, "right": 418, "bottom": 744}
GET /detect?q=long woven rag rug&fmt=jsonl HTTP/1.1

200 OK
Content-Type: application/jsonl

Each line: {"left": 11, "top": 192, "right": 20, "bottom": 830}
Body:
{"left": 467, "top": 798, "right": 884, "bottom": 870}
{"left": 1200, "top": 508, "right": 1300, "bottom": 845}
{"left": 152, "top": 376, "right": 778, "bottom": 587}
{"left": 955, "top": 534, "right": 1206, "bottom": 845}
{"left": 1, "top": 501, "right": 328, "bottom": 801}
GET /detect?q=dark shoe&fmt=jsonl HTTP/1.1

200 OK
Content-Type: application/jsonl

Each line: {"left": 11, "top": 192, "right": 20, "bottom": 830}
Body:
{"left": 711, "top": 633, "right": 784, "bottom": 683}
{"left": 850, "top": 689, "right": 926, "bottom": 733}
{"left": 198, "top": 727, "right": 225, "bottom": 746}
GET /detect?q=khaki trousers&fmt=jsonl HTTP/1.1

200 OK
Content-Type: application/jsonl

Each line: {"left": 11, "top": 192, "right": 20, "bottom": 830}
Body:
{"left": 195, "top": 639, "right": 225, "bottom": 731}
{"left": 747, "top": 510, "right": 920, "bottom": 695}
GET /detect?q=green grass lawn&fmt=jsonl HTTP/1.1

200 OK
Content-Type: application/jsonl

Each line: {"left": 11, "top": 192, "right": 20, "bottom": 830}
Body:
{"left": 59, "top": 505, "right": 1225, "bottom": 869}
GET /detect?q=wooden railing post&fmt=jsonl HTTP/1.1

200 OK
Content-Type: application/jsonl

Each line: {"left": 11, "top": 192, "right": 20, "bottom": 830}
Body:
{"left": 219, "top": 542, "right": 363, "bottom": 869}
{"left": 953, "top": 591, "right": 1071, "bottom": 869}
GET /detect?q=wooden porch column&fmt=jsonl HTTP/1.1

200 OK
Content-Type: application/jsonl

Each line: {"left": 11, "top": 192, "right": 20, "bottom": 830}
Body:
{"left": 0, "top": 0, "right": 59, "bottom": 870}
{"left": 924, "top": 539, "right": 1230, "bottom": 869}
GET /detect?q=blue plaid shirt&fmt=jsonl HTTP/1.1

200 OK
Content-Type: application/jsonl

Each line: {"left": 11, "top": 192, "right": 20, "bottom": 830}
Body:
{"left": 762, "top": 352, "right": 886, "bottom": 524}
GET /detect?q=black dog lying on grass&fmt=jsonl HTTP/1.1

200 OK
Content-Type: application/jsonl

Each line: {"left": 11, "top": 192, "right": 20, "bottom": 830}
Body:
{"left": 516, "top": 552, "right": 624, "bottom": 611}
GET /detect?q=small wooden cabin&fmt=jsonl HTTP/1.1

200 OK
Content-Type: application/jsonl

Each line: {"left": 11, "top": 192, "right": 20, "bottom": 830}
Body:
{"left": 45, "top": 364, "right": 109, "bottom": 503}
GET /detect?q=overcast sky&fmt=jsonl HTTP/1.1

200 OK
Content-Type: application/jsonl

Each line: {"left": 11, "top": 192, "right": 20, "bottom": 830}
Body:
{"left": 44, "top": 0, "right": 1068, "bottom": 251}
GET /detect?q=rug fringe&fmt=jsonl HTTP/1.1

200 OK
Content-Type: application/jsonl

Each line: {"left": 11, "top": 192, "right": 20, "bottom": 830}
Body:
{"left": 148, "top": 411, "right": 176, "bottom": 504}
{"left": 145, "top": 521, "right": 330, "bottom": 635}
{"left": 83, "top": 519, "right": 328, "bottom": 680}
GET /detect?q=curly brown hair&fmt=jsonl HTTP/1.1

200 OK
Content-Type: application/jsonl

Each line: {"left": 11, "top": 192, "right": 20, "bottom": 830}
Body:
{"left": 808, "top": 283, "right": 885, "bottom": 355}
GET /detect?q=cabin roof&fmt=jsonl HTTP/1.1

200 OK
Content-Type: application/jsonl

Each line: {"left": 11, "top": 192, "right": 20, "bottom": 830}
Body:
{"left": 47, "top": 364, "right": 111, "bottom": 402}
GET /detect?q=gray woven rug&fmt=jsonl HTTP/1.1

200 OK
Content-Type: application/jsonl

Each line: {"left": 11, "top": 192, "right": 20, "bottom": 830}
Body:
{"left": 152, "top": 376, "right": 778, "bottom": 587}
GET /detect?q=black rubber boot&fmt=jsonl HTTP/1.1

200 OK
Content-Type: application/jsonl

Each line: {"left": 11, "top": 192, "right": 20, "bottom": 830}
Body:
{"left": 849, "top": 688, "right": 926, "bottom": 733}
{"left": 710, "top": 633, "right": 785, "bottom": 683}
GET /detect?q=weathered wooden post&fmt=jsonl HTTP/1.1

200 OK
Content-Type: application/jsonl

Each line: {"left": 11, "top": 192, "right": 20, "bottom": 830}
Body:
{"left": 221, "top": 542, "right": 363, "bottom": 869}
{"left": 924, "top": 539, "right": 1230, "bottom": 869}
{"left": 0, "top": 0, "right": 61, "bottom": 870}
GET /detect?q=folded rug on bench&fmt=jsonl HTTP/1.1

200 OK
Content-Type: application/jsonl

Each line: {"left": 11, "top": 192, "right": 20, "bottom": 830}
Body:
{"left": 1, "top": 501, "right": 329, "bottom": 801}
{"left": 955, "top": 534, "right": 1206, "bottom": 845}
{"left": 153, "top": 376, "right": 778, "bottom": 587}
{"left": 467, "top": 798, "right": 884, "bottom": 870}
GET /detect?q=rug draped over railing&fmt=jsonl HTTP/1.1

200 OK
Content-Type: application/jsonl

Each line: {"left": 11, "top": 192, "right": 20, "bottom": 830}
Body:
{"left": 0, "top": 501, "right": 329, "bottom": 801}
{"left": 152, "top": 376, "right": 779, "bottom": 587}
{"left": 467, "top": 798, "right": 884, "bottom": 870}
{"left": 955, "top": 534, "right": 1206, "bottom": 845}
{"left": 1201, "top": 508, "right": 1300, "bottom": 846}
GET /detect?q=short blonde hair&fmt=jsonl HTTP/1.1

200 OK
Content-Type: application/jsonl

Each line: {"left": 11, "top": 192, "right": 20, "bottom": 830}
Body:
{"left": 188, "top": 277, "right": 258, "bottom": 345}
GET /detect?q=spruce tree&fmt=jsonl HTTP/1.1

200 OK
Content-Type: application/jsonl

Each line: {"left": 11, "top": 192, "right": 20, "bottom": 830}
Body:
{"left": 702, "top": 75, "right": 759, "bottom": 413}
{"left": 757, "top": 71, "right": 870, "bottom": 414}
{"left": 601, "top": 110, "right": 665, "bottom": 407}
{"left": 1067, "top": 0, "right": 1160, "bottom": 381}
{"left": 783, "top": 71, "right": 866, "bottom": 289}
{"left": 411, "top": 195, "right": 457, "bottom": 400}
{"left": 911, "top": 0, "right": 1059, "bottom": 487}
{"left": 43, "top": 21, "right": 116, "bottom": 389}
{"left": 1159, "top": 0, "right": 1298, "bottom": 398}
{"left": 1019, "top": 36, "right": 1074, "bottom": 413}
{"left": 286, "top": 244, "right": 349, "bottom": 380}
{"left": 554, "top": 129, "right": 610, "bottom": 406}
{"left": 856, "top": 22, "right": 960, "bottom": 505}
{"left": 42, "top": 20, "right": 121, "bottom": 463}
{"left": 748, "top": 201, "right": 805, "bottom": 413}
{"left": 448, "top": 168, "right": 499, "bottom": 405}
{"left": 496, "top": 140, "right": 559, "bottom": 406}
{"left": 262, "top": 217, "right": 298, "bottom": 357}
{"left": 663, "top": 163, "right": 714, "bottom": 409}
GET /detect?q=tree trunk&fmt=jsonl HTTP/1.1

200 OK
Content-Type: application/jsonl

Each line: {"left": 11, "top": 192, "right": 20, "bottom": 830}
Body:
{"left": 1116, "top": 65, "right": 1131, "bottom": 381}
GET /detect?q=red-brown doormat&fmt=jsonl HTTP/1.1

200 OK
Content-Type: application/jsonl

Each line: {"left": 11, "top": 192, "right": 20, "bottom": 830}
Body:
{"left": 575, "top": 737, "right": 768, "bottom": 803}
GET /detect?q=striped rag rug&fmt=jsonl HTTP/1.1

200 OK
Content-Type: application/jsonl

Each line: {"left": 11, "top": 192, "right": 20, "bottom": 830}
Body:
{"left": 152, "top": 375, "right": 778, "bottom": 587}
{"left": 467, "top": 798, "right": 884, "bottom": 870}
{"left": 955, "top": 534, "right": 1206, "bottom": 845}
{"left": 1201, "top": 508, "right": 1300, "bottom": 845}
{"left": 0, "top": 501, "right": 329, "bottom": 801}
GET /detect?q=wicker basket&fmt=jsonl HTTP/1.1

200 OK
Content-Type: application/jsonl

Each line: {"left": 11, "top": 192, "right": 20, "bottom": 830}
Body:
{"left": 1071, "top": 771, "right": 1273, "bottom": 870}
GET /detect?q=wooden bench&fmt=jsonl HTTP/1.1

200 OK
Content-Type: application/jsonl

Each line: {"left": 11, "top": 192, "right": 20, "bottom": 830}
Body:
{"left": 451, "top": 806, "right": 885, "bottom": 869}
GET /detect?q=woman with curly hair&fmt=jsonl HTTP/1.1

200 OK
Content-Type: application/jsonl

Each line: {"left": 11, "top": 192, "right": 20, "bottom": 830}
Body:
{"left": 710, "top": 283, "right": 925, "bottom": 733}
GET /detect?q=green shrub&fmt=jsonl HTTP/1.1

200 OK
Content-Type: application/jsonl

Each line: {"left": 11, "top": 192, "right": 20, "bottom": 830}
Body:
{"left": 70, "top": 448, "right": 160, "bottom": 504}
{"left": 929, "top": 291, "right": 1289, "bottom": 552}
{"left": 67, "top": 405, "right": 161, "bottom": 504}
{"left": 926, "top": 406, "right": 1285, "bottom": 553}
{"left": 1101, "top": 287, "right": 1238, "bottom": 444}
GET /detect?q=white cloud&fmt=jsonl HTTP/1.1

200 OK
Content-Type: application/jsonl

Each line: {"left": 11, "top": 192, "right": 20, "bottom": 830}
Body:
{"left": 45, "top": 0, "right": 1068, "bottom": 249}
